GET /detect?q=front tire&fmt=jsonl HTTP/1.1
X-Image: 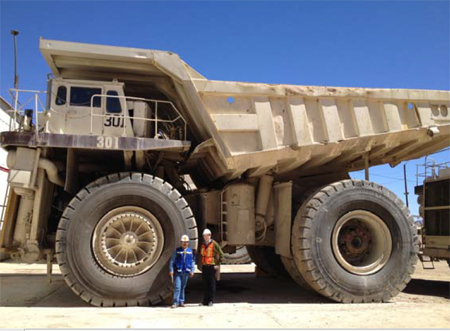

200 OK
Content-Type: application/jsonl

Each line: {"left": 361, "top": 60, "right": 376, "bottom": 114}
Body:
{"left": 55, "top": 172, "right": 198, "bottom": 307}
{"left": 292, "top": 179, "right": 418, "bottom": 303}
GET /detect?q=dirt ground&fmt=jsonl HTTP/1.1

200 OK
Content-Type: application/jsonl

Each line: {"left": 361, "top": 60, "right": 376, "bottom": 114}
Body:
{"left": 0, "top": 259, "right": 449, "bottom": 328}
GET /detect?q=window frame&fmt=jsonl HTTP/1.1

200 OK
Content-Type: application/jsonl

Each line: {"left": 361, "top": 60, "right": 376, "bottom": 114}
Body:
{"left": 106, "top": 90, "right": 123, "bottom": 114}
{"left": 55, "top": 85, "right": 68, "bottom": 106}
{"left": 69, "top": 86, "right": 103, "bottom": 108}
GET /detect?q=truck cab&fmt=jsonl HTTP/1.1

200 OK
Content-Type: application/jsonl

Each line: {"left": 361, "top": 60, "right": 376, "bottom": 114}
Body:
{"left": 46, "top": 78, "right": 151, "bottom": 138}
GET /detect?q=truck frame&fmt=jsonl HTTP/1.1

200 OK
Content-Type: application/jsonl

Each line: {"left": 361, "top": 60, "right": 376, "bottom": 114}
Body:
{"left": 0, "top": 38, "right": 449, "bottom": 306}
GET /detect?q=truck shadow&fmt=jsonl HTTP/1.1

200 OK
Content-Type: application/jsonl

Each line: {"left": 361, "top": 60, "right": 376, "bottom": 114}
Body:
{"left": 185, "top": 272, "right": 329, "bottom": 305}
{"left": 0, "top": 271, "right": 328, "bottom": 307}
{"left": 2, "top": 270, "right": 447, "bottom": 307}
{"left": 403, "top": 278, "right": 450, "bottom": 300}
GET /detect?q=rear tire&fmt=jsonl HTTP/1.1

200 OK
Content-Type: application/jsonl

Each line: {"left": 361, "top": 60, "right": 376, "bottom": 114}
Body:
{"left": 280, "top": 256, "right": 314, "bottom": 292}
{"left": 246, "top": 245, "right": 288, "bottom": 277}
{"left": 292, "top": 179, "right": 418, "bottom": 303}
{"left": 281, "top": 187, "right": 319, "bottom": 293}
{"left": 222, "top": 246, "right": 252, "bottom": 265}
{"left": 56, "top": 172, "right": 198, "bottom": 307}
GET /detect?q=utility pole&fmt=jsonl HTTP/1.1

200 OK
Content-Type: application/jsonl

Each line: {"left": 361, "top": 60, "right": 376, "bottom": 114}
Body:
{"left": 11, "top": 30, "right": 19, "bottom": 90}
{"left": 403, "top": 163, "right": 409, "bottom": 207}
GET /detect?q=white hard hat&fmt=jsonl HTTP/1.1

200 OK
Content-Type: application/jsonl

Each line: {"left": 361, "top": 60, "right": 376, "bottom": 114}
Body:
{"left": 202, "top": 229, "right": 212, "bottom": 235}
{"left": 180, "top": 235, "right": 189, "bottom": 242}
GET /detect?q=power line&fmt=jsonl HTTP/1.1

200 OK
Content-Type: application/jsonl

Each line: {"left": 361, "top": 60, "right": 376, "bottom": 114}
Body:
{"left": 370, "top": 173, "right": 416, "bottom": 183}
{"left": 378, "top": 180, "right": 405, "bottom": 186}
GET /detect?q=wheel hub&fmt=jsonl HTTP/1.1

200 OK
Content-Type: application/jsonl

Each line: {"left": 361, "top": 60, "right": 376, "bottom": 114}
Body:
{"left": 92, "top": 206, "right": 164, "bottom": 277}
{"left": 332, "top": 210, "right": 392, "bottom": 275}
{"left": 341, "top": 223, "right": 371, "bottom": 257}
{"left": 121, "top": 232, "right": 138, "bottom": 246}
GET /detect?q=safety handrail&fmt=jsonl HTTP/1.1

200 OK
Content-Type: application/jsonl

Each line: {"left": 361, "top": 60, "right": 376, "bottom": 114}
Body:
{"left": 7, "top": 88, "right": 47, "bottom": 141}
{"left": 90, "top": 94, "right": 187, "bottom": 140}
{"left": 6, "top": 89, "right": 188, "bottom": 142}
{"left": 416, "top": 159, "right": 450, "bottom": 185}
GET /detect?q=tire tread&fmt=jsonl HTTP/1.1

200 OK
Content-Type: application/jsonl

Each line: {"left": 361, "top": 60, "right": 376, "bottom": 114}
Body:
{"left": 292, "top": 179, "right": 418, "bottom": 303}
{"left": 55, "top": 172, "right": 198, "bottom": 307}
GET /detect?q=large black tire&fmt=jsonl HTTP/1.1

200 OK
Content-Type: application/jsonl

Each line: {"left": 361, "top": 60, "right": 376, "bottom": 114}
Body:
{"left": 281, "top": 188, "right": 319, "bottom": 293}
{"left": 55, "top": 172, "right": 198, "bottom": 307}
{"left": 222, "top": 246, "right": 252, "bottom": 265}
{"left": 292, "top": 179, "right": 419, "bottom": 303}
{"left": 246, "top": 245, "right": 288, "bottom": 277}
{"left": 280, "top": 256, "right": 314, "bottom": 292}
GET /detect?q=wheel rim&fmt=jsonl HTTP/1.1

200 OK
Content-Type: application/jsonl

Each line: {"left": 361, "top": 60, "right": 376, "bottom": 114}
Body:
{"left": 332, "top": 210, "right": 392, "bottom": 275}
{"left": 92, "top": 206, "right": 164, "bottom": 277}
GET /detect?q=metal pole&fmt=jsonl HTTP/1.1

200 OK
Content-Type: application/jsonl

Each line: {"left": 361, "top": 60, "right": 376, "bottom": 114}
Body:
{"left": 403, "top": 163, "right": 409, "bottom": 207}
{"left": 11, "top": 30, "right": 19, "bottom": 90}
{"left": 155, "top": 102, "right": 158, "bottom": 139}
{"left": 11, "top": 31, "right": 19, "bottom": 132}
{"left": 364, "top": 153, "right": 369, "bottom": 181}
{"left": 35, "top": 94, "right": 39, "bottom": 141}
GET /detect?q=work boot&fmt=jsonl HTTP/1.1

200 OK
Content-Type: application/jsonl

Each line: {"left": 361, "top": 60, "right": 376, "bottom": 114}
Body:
{"left": 180, "top": 303, "right": 185, "bottom": 307}
{"left": 171, "top": 304, "right": 178, "bottom": 309}
{"left": 208, "top": 302, "right": 213, "bottom": 307}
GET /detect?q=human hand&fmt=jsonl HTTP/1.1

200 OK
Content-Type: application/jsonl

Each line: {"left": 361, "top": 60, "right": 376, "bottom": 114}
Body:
{"left": 189, "top": 273, "right": 194, "bottom": 278}
{"left": 169, "top": 271, "right": 173, "bottom": 276}
{"left": 214, "top": 265, "right": 219, "bottom": 270}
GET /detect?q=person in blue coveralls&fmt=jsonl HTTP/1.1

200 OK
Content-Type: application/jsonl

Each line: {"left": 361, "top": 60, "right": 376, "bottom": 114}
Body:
{"left": 169, "top": 234, "right": 195, "bottom": 308}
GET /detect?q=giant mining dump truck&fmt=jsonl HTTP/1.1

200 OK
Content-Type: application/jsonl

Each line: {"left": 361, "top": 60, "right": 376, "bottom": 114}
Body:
{"left": 0, "top": 38, "right": 449, "bottom": 306}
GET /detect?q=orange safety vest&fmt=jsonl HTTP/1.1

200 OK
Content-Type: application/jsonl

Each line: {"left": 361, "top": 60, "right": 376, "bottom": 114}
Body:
{"left": 201, "top": 241, "right": 215, "bottom": 265}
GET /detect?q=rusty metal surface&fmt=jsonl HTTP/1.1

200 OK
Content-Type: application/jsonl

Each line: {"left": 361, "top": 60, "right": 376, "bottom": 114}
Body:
{"left": 0, "top": 132, "right": 190, "bottom": 152}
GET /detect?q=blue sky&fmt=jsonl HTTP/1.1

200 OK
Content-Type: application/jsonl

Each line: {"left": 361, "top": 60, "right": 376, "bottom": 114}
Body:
{"left": 1, "top": 1, "right": 449, "bottom": 215}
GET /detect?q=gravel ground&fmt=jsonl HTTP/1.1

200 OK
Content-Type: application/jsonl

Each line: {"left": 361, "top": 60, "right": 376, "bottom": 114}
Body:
{"left": 0, "top": 259, "right": 449, "bottom": 328}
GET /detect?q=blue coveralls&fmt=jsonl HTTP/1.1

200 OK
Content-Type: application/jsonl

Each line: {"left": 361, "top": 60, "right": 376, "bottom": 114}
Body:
{"left": 169, "top": 247, "right": 195, "bottom": 305}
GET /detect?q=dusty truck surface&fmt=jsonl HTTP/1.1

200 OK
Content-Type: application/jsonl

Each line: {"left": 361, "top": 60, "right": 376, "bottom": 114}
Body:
{"left": 1, "top": 38, "right": 449, "bottom": 306}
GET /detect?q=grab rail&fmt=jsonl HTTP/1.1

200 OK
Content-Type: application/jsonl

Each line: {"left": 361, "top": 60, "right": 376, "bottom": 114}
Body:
{"left": 90, "top": 94, "right": 187, "bottom": 140}
{"left": 7, "top": 88, "right": 47, "bottom": 141}
{"left": 5, "top": 89, "right": 188, "bottom": 142}
{"left": 415, "top": 158, "right": 450, "bottom": 185}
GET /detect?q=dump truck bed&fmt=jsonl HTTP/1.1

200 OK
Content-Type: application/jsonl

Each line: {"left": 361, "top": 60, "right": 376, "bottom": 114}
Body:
{"left": 40, "top": 38, "right": 450, "bottom": 181}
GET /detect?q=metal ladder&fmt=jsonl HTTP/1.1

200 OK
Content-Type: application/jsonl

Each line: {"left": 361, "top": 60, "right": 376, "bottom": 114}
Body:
{"left": 0, "top": 182, "right": 10, "bottom": 231}
{"left": 220, "top": 190, "right": 228, "bottom": 243}
{"left": 418, "top": 253, "right": 435, "bottom": 270}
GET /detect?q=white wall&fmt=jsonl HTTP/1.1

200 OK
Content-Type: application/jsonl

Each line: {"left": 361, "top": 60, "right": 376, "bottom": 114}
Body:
{"left": 0, "top": 98, "right": 12, "bottom": 227}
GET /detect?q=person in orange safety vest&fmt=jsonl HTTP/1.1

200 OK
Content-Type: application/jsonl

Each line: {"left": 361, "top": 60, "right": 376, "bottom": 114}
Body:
{"left": 199, "top": 228, "right": 224, "bottom": 306}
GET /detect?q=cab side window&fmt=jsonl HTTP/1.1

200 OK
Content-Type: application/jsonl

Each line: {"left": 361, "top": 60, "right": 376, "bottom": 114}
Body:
{"left": 106, "top": 90, "right": 122, "bottom": 114}
{"left": 55, "top": 86, "right": 67, "bottom": 106}
{"left": 70, "top": 87, "right": 101, "bottom": 107}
